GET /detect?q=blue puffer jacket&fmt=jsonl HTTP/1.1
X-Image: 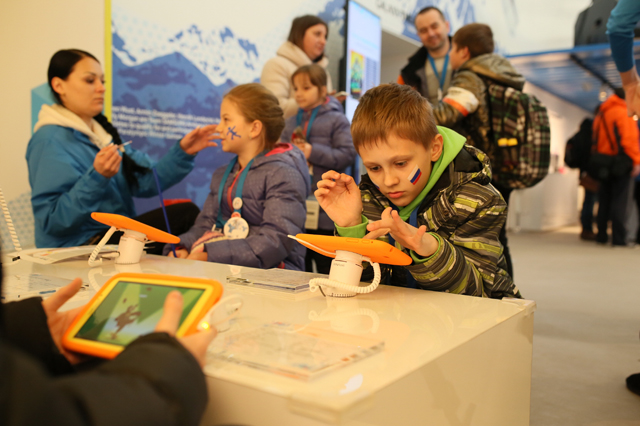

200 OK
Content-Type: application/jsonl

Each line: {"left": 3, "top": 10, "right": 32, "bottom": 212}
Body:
{"left": 169, "top": 144, "right": 310, "bottom": 270}
{"left": 281, "top": 96, "right": 356, "bottom": 230}
{"left": 27, "top": 125, "right": 195, "bottom": 248}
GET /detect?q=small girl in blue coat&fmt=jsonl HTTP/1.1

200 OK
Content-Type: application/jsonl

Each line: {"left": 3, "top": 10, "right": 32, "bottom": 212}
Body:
{"left": 281, "top": 64, "right": 356, "bottom": 273}
{"left": 167, "top": 83, "right": 310, "bottom": 270}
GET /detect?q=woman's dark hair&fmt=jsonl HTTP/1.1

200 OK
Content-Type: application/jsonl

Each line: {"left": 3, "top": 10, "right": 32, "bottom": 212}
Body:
{"left": 287, "top": 15, "right": 328, "bottom": 62}
{"left": 47, "top": 49, "right": 149, "bottom": 188}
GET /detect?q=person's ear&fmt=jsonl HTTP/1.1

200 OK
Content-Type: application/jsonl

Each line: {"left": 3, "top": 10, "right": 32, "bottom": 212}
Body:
{"left": 249, "top": 120, "right": 263, "bottom": 140}
{"left": 430, "top": 133, "right": 444, "bottom": 162}
{"left": 320, "top": 85, "right": 328, "bottom": 98}
{"left": 462, "top": 46, "right": 471, "bottom": 61}
{"left": 51, "top": 77, "right": 65, "bottom": 97}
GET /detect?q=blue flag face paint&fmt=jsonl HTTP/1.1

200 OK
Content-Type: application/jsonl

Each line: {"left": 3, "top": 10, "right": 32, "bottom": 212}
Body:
{"left": 408, "top": 165, "right": 422, "bottom": 185}
{"left": 227, "top": 126, "right": 240, "bottom": 140}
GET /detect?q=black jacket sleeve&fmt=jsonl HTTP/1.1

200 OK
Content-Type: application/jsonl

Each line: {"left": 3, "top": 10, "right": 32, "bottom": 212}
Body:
{"left": 1, "top": 299, "right": 208, "bottom": 426}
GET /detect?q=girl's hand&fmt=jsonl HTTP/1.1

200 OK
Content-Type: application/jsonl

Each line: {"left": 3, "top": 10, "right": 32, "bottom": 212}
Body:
{"left": 187, "top": 251, "right": 208, "bottom": 261}
{"left": 366, "top": 207, "right": 438, "bottom": 257}
{"left": 294, "top": 140, "right": 312, "bottom": 159}
{"left": 94, "top": 144, "right": 122, "bottom": 178}
{"left": 168, "top": 248, "right": 189, "bottom": 258}
{"left": 314, "top": 171, "right": 362, "bottom": 228}
{"left": 179, "top": 124, "right": 221, "bottom": 155}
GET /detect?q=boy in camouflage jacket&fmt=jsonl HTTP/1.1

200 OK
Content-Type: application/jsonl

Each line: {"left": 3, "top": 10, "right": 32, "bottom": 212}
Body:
{"left": 315, "top": 84, "right": 519, "bottom": 299}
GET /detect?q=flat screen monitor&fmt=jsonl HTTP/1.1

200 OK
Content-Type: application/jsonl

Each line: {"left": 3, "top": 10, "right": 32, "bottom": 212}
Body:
{"left": 344, "top": 0, "right": 381, "bottom": 123}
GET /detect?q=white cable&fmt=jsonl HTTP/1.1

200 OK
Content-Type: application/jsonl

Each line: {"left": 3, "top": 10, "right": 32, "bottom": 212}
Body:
{"left": 0, "top": 187, "right": 22, "bottom": 251}
{"left": 88, "top": 226, "right": 117, "bottom": 267}
{"left": 309, "top": 260, "right": 381, "bottom": 295}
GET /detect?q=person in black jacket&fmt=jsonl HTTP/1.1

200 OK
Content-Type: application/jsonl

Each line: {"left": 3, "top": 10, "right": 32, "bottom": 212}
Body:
{"left": 0, "top": 256, "right": 216, "bottom": 426}
{"left": 397, "top": 6, "right": 452, "bottom": 106}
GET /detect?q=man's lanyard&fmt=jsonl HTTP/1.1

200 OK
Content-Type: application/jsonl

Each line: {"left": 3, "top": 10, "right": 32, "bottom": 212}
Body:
{"left": 387, "top": 206, "right": 419, "bottom": 289}
{"left": 428, "top": 53, "right": 450, "bottom": 93}
{"left": 215, "top": 156, "right": 256, "bottom": 228}
{"left": 296, "top": 104, "right": 322, "bottom": 140}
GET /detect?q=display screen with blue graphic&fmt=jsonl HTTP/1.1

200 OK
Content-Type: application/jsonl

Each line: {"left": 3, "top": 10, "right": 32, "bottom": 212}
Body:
{"left": 344, "top": 0, "right": 381, "bottom": 122}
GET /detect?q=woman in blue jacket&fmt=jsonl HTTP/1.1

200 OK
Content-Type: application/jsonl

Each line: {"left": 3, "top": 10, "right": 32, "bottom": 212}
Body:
{"left": 26, "top": 49, "right": 218, "bottom": 250}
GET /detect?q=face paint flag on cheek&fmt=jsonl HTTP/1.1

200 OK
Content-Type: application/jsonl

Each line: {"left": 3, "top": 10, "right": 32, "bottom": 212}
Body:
{"left": 408, "top": 165, "right": 422, "bottom": 185}
{"left": 227, "top": 126, "right": 240, "bottom": 140}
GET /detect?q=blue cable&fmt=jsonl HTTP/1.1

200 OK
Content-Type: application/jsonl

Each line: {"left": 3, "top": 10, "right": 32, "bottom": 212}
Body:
{"left": 151, "top": 168, "right": 177, "bottom": 257}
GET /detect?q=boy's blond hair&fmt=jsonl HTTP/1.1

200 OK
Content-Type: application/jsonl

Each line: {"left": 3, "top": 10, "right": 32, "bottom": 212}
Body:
{"left": 351, "top": 84, "right": 439, "bottom": 152}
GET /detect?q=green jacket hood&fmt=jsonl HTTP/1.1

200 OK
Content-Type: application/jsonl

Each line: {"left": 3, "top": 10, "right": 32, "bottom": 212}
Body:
{"left": 399, "top": 126, "right": 466, "bottom": 218}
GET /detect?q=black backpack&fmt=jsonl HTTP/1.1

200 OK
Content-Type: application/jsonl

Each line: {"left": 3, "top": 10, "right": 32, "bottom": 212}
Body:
{"left": 564, "top": 118, "right": 594, "bottom": 170}
{"left": 482, "top": 78, "right": 551, "bottom": 189}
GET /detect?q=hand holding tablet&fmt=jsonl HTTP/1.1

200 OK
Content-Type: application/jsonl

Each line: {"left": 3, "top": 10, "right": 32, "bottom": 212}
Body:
{"left": 62, "top": 273, "right": 223, "bottom": 359}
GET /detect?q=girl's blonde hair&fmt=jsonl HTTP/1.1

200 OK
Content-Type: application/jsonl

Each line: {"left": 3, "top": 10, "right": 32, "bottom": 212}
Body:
{"left": 224, "top": 83, "right": 285, "bottom": 150}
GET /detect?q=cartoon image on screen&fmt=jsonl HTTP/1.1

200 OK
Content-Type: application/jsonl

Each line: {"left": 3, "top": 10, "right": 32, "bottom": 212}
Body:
{"left": 349, "top": 51, "right": 364, "bottom": 98}
{"left": 75, "top": 282, "right": 204, "bottom": 346}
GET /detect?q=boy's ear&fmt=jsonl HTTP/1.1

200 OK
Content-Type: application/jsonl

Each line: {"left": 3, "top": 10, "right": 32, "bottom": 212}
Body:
{"left": 461, "top": 46, "right": 471, "bottom": 62}
{"left": 430, "top": 133, "right": 444, "bottom": 162}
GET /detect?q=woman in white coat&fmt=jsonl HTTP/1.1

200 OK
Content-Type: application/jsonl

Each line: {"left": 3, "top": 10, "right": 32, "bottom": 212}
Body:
{"left": 261, "top": 15, "right": 333, "bottom": 119}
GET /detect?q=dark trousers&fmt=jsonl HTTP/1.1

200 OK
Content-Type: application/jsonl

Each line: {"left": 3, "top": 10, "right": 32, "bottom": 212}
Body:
{"left": 493, "top": 184, "right": 514, "bottom": 279}
{"left": 86, "top": 202, "right": 200, "bottom": 255}
{"left": 597, "top": 175, "right": 633, "bottom": 246}
{"left": 304, "top": 228, "right": 334, "bottom": 274}
{"left": 580, "top": 189, "right": 598, "bottom": 233}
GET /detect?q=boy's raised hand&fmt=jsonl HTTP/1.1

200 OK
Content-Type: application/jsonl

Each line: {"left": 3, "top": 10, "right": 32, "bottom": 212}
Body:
{"left": 315, "top": 171, "right": 362, "bottom": 227}
{"left": 367, "top": 207, "right": 439, "bottom": 257}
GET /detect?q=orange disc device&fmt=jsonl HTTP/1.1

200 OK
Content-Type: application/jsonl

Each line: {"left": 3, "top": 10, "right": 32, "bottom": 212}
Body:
{"left": 91, "top": 212, "right": 179, "bottom": 243}
{"left": 293, "top": 233, "right": 412, "bottom": 265}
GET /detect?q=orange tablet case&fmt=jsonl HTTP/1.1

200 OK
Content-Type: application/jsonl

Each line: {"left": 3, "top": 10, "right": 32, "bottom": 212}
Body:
{"left": 63, "top": 273, "right": 223, "bottom": 359}
{"left": 91, "top": 212, "right": 180, "bottom": 244}
{"left": 294, "top": 234, "right": 412, "bottom": 266}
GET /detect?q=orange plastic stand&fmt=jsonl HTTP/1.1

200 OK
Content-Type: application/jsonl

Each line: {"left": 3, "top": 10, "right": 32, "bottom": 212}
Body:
{"left": 91, "top": 212, "right": 180, "bottom": 243}
{"left": 294, "top": 233, "right": 412, "bottom": 265}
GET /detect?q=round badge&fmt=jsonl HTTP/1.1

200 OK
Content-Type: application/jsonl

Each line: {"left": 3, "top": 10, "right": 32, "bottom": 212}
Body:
{"left": 231, "top": 212, "right": 241, "bottom": 218}
{"left": 224, "top": 217, "right": 250, "bottom": 239}
{"left": 232, "top": 197, "right": 243, "bottom": 210}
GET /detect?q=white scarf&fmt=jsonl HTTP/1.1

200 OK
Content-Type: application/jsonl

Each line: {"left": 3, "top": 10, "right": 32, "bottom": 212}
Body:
{"left": 33, "top": 104, "right": 113, "bottom": 148}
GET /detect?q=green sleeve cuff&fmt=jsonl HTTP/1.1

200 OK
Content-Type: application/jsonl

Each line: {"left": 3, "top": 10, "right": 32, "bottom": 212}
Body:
{"left": 335, "top": 215, "right": 368, "bottom": 238}
{"left": 410, "top": 232, "right": 443, "bottom": 264}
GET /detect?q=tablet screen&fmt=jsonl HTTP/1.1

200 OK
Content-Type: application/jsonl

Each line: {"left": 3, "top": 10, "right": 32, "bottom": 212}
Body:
{"left": 74, "top": 281, "right": 204, "bottom": 346}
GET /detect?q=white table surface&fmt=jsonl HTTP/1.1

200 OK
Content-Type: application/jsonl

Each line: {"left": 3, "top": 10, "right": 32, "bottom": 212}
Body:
{"left": 3, "top": 253, "right": 535, "bottom": 426}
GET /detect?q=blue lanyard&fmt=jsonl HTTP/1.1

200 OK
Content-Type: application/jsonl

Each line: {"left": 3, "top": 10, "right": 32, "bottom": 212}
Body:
{"left": 215, "top": 156, "right": 255, "bottom": 228}
{"left": 296, "top": 104, "right": 321, "bottom": 140}
{"left": 387, "top": 206, "right": 419, "bottom": 289}
{"left": 428, "top": 53, "right": 449, "bottom": 91}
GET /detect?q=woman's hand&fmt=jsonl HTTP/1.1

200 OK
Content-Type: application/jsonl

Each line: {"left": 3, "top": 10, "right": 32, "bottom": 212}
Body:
{"left": 314, "top": 171, "right": 362, "bottom": 228}
{"left": 42, "top": 278, "right": 88, "bottom": 365}
{"left": 155, "top": 291, "right": 217, "bottom": 367}
{"left": 94, "top": 144, "right": 122, "bottom": 178}
{"left": 179, "top": 124, "right": 221, "bottom": 155}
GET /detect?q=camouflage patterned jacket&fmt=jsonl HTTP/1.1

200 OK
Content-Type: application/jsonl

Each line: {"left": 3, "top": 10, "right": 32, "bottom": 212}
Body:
{"left": 360, "top": 144, "right": 520, "bottom": 299}
{"left": 432, "top": 53, "right": 525, "bottom": 164}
